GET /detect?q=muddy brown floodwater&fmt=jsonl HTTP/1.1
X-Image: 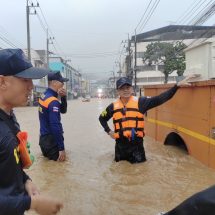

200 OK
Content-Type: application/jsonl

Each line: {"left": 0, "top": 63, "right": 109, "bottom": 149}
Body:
{"left": 14, "top": 99, "right": 215, "bottom": 215}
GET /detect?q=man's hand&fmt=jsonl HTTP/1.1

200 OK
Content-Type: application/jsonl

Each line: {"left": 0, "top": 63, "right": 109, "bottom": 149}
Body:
{"left": 58, "top": 150, "right": 66, "bottom": 162}
{"left": 108, "top": 130, "right": 115, "bottom": 139}
{"left": 25, "top": 179, "right": 40, "bottom": 196}
{"left": 58, "top": 88, "right": 67, "bottom": 97}
{"left": 177, "top": 74, "right": 200, "bottom": 87}
{"left": 31, "top": 195, "right": 63, "bottom": 215}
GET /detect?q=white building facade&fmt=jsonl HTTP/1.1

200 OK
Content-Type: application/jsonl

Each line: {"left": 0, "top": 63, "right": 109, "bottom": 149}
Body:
{"left": 123, "top": 25, "right": 215, "bottom": 87}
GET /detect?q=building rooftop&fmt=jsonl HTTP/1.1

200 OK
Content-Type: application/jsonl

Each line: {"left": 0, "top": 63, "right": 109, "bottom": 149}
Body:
{"left": 131, "top": 25, "right": 215, "bottom": 42}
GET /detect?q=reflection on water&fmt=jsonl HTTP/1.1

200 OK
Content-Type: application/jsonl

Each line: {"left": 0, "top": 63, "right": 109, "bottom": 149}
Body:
{"left": 15, "top": 99, "right": 215, "bottom": 215}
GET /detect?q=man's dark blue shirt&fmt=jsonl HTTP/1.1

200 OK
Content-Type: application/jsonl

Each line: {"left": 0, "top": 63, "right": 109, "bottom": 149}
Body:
{"left": 39, "top": 88, "right": 67, "bottom": 151}
{"left": 0, "top": 109, "right": 31, "bottom": 215}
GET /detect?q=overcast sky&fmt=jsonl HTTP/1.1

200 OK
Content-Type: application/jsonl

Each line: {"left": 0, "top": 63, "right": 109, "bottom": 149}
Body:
{"left": 0, "top": 0, "right": 214, "bottom": 79}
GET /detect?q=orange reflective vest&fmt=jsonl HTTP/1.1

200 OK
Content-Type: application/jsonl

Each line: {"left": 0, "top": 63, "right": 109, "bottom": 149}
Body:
{"left": 39, "top": 96, "right": 58, "bottom": 109}
{"left": 113, "top": 96, "right": 144, "bottom": 139}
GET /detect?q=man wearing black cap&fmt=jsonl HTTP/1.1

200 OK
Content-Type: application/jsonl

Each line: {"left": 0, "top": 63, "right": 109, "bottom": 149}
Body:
{"left": 99, "top": 76, "right": 194, "bottom": 163}
{"left": 38, "top": 71, "right": 69, "bottom": 162}
{"left": 0, "top": 49, "right": 63, "bottom": 215}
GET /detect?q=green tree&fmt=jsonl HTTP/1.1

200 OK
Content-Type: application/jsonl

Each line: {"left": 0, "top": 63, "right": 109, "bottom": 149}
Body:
{"left": 143, "top": 41, "right": 186, "bottom": 83}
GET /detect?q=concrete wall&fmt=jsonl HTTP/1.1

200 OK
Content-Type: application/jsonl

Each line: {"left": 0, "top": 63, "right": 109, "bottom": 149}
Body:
{"left": 185, "top": 40, "right": 215, "bottom": 80}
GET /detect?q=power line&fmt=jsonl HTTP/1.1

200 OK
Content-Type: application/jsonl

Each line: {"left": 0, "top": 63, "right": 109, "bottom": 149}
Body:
{"left": 65, "top": 50, "right": 119, "bottom": 58}
{"left": 113, "top": 41, "right": 125, "bottom": 68}
{"left": 36, "top": 12, "right": 47, "bottom": 33}
{"left": 129, "top": 0, "right": 215, "bottom": 85}
{"left": 157, "top": 24, "right": 215, "bottom": 66}
{"left": 66, "top": 54, "right": 118, "bottom": 57}
{"left": 196, "top": 2, "right": 215, "bottom": 24}
{"left": 0, "top": 40, "right": 7, "bottom": 49}
{"left": 177, "top": 0, "right": 204, "bottom": 24}
{"left": 180, "top": 0, "right": 211, "bottom": 25}
{"left": 27, "top": 0, "right": 66, "bottom": 59}
{"left": 138, "top": 0, "right": 161, "bottom": 33}
{"left": 146, "top": 0, "right": 215, "bottom": 54}
{"left": 28, "top": 3, "right": 61, "bottom": 60}
{"left": 66, "top": 55, "right": 118, "bottom": 59}
{"left": 35, "top": 0, "right": 67, "bottom": 57}
{"left": 0, "top": 34, "right": 18, "bottom": 48}
{"left": 186, "top": 24, "right": 215, "bottom": 47}
{"left": 0, "top": 26, "right": 25, "bottom": 48}
{"left": 135, "top": 0, "right": 154, "bottom": 31}
{"left": 65, "top": 51, "right": 118, "bottom": 55}
{"left": 133, "top": 0, "right": 215, "bottom": 72}
{"left": 51, "top": 43, "right": 61, "bottom": 56}
{"left": 81, "top": 71, "right": 113, "bottom": 75}
{"left": 189, "top": 0, "right": 215, "bottom": 25}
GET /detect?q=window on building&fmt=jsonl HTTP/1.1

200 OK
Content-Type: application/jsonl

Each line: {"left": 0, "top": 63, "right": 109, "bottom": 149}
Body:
{"left": 136, "top": 52, "right": 145, "bottom": 58}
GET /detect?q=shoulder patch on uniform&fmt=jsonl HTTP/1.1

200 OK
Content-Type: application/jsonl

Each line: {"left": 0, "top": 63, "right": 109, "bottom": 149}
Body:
{"left": 101, "top": 110, "right": 107, "bottom": 117}
{"left": 53, "top": 106, "right": 59, "bottom": 112}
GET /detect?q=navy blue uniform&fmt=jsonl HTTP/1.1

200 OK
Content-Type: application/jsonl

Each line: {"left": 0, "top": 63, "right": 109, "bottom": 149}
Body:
{"left": 0, "top": 109, "right": 31, "bottom": 215}
{"left": 39, "top": 88, "right": 67, "bottom": 160}
{"left": 164, "top": 185, "right": 215, "bottom": 215}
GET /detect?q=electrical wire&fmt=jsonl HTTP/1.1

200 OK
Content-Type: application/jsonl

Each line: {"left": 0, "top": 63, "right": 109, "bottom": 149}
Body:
{"left": 138, "top": 0, "right": 161, "bottom": 33}
{"left": 188, "top": 0, "right": 215, "bottom": 25}
{"left": 135, "top": 0, "right": 154, "bottom": 31}
{"left": 36, "top": 0, "right": 67, "bottom": 57}
{"left": 177, "top": 0, "right": 205, "bottom": 24}
{"left": 0, "top": 34, "right": 18, "bottom": 48}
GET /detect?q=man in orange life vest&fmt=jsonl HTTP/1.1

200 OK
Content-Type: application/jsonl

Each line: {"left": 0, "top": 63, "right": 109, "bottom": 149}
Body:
{"left": 38, "top": 71, "right": 68, "bottom": 162}
{"left": 99, "top": 76, "right": 194, "bottom": 163}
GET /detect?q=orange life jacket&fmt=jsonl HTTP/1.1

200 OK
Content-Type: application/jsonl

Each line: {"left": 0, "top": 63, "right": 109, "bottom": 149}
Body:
{"left": 39, "top": 96, "right": 58, "bottom": 109}
{"left": 16, "top": 131, "right": 34, "bottom": 169}
{"left": 113, "top": 96, "right": 144, "bottom": 140}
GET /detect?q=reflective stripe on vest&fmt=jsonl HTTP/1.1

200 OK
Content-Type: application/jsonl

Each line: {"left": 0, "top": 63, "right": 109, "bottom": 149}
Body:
{"left": 39, "top": 96, "right": 58, "bottom": 108}
{"left": 113, "top": 96, "right": 144, "bottom": 139}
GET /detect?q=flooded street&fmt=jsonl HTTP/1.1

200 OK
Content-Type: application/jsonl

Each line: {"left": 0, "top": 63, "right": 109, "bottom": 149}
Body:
{"left": 15, "top": 99, "right": 215, "bottom": 215}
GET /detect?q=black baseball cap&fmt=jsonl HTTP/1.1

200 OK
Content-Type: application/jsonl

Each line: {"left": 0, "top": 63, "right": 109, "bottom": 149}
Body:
{"left": 116, "top": 77, "right": 132, "bottom": 89}
{"left": 0, "top": 49, "right": 50, "bottom": 79}
{"left": 48, "top": 71, "right": 69, "bottom": 83}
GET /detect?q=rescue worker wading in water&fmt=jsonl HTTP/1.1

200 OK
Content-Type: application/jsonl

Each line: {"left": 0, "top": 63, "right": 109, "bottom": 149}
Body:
{"left": 38, "top": 71, "right": 68, "bottom": 162}
{"left": 99, "top": 76, "right": 195, "bottom": 164}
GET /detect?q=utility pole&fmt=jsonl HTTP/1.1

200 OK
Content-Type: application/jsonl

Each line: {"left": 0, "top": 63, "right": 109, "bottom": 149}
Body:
{"left": 115, "top": 60, "right": 122, "bottom": 78}
{"left": 118, "top": 61, "right": 122, "bottom": 77}
{"left": 26, "top": 1, "right": 39, "bottom": 106}
{"left": 46, "top": 29, "right": 54, "bottom": 69}
{"left": 26, "top": 0, "right": 39, "bottom": 62}
{"left": 113, "top": 71, "right": 116, "bottom": 98}
{"left": 26, "top": 0, "right": 31, "bottom": 61}
{"left": 46, "top": 29, "right": 49, "bottom": 69}
{"left": 112, "top": 70, "right": 116, "bottom": 98}
{"left": 64, "top": 59, "right": 71, "bottom": 97}
{"left": 134, "top": 29, "right": 137, "bottom": 96}
{"left": 127, "top": 33, "right": 131, "bottom": 78}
